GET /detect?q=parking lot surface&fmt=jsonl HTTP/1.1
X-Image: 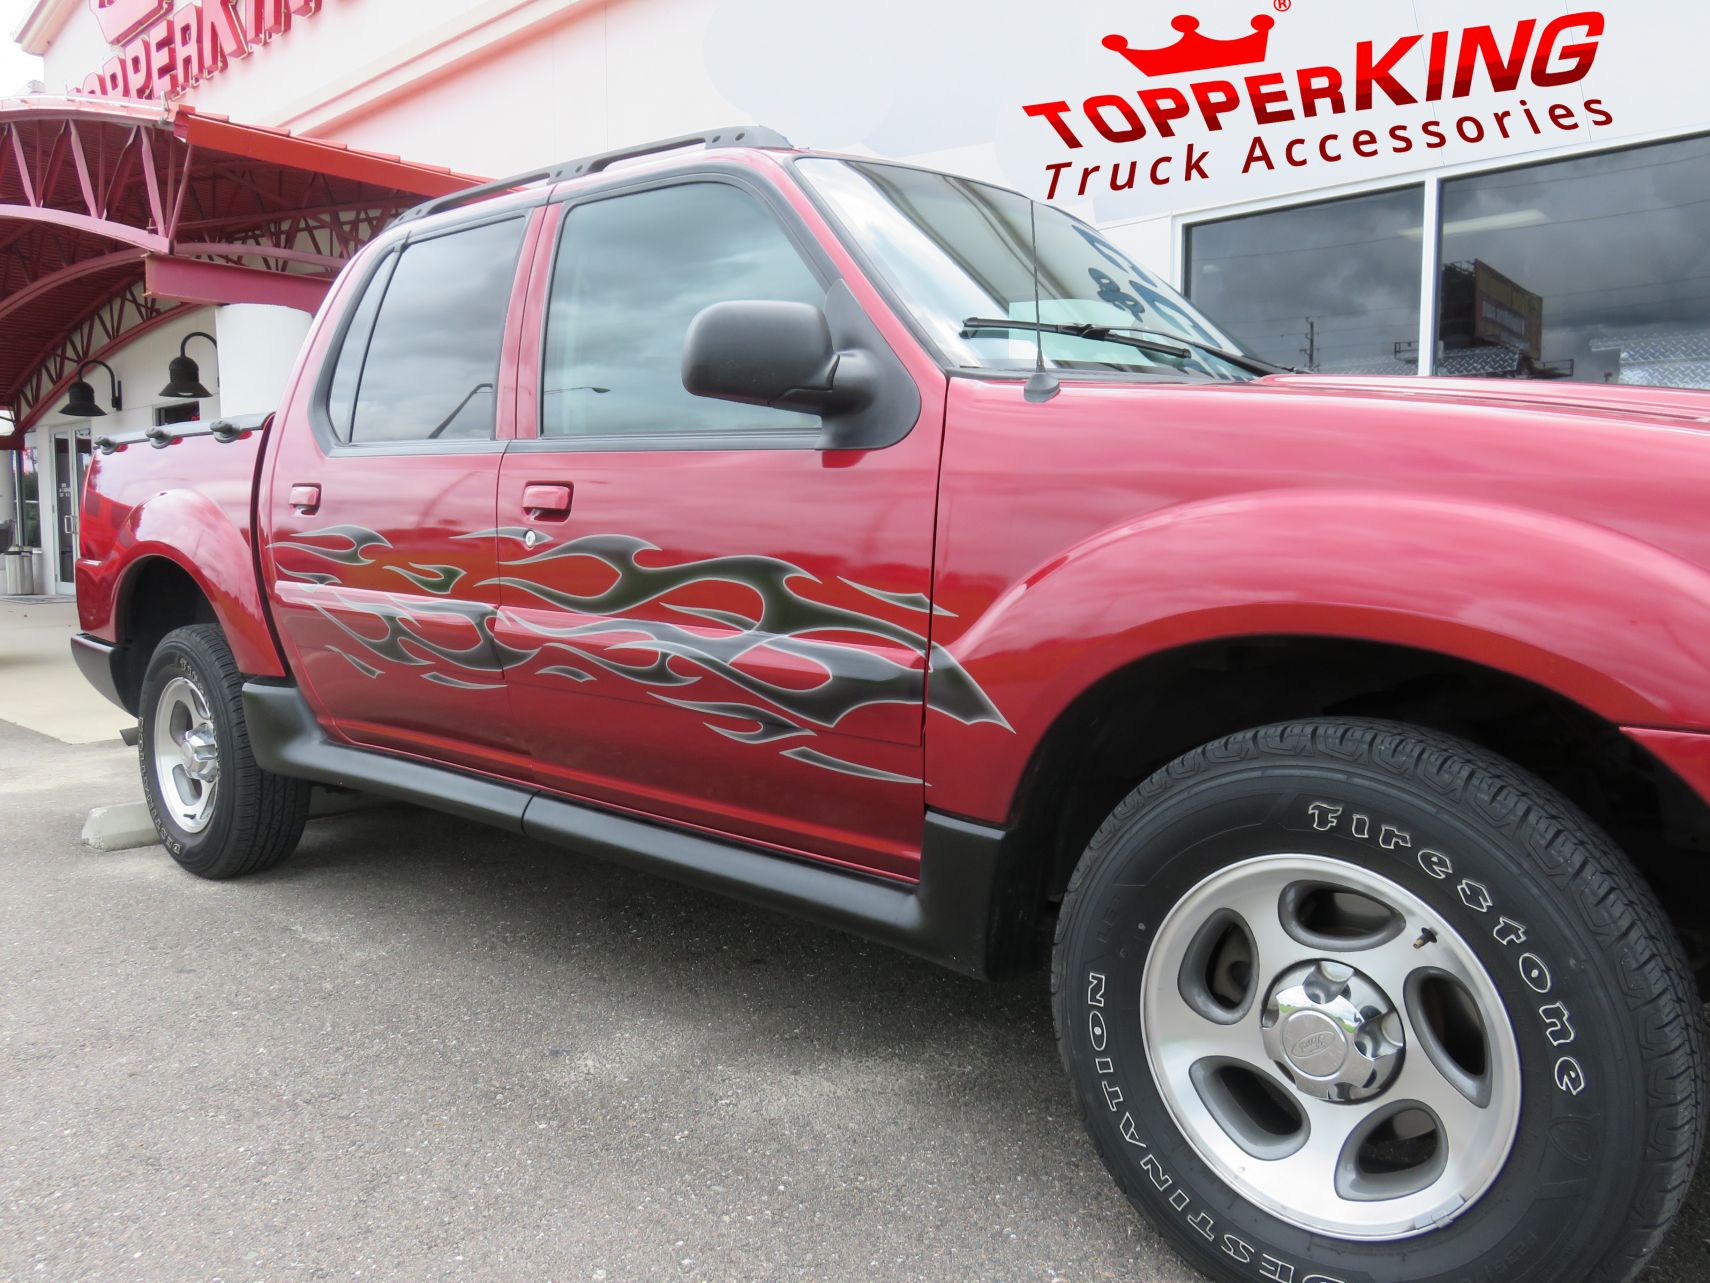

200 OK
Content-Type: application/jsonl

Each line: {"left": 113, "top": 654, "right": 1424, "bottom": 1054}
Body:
{"left": 3, "top": 709, "right": 1710, "bottom": 1282}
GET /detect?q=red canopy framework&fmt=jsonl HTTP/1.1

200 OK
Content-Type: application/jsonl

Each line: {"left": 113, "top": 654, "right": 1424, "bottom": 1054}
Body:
{"left": 0, "top": 97, "right": 480, "bottom": 442}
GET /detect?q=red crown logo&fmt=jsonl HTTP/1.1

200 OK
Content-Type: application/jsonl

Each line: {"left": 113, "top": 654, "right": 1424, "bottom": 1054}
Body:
{"left": 1103, "top": 14, "right": 1276, "bottom": 77}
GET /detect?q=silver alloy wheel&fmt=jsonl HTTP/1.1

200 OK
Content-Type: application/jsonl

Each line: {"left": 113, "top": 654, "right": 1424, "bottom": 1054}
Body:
{"left": 1141, "top": 854, "right": 1521, "bottom": 1240}
{"left": 151, "top": 675, "right": 221, "bottom": 834}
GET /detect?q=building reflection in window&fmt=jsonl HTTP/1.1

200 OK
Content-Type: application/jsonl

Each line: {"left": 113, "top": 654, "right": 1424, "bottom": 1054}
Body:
{"left": 1437, "top": 135, "right": 1710, "bottom": 386}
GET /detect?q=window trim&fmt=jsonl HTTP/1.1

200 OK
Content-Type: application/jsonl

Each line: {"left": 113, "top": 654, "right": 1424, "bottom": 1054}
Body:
{"left": 320, "top": 244, "right": 398, "bottom": 446}
{"left": 515, "top": 165, "right": 845, "bottom": 455}
{"left": 309, "top": 205, "right": 537, "bottom": 456}
{"left": 790, "top": 153, "right": 993, "bottom": 376}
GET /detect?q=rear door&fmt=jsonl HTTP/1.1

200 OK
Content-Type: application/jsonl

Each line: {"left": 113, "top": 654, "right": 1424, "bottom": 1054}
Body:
{"left": 262, "top": 209, "right": 540, "bottom": 780}
{"left": 491, "top": 172, "right": 954, "bottom": 877}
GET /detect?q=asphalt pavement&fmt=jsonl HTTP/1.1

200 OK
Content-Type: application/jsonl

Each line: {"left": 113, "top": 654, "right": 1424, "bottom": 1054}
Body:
{"left": 4, "top": 715, "right": 1710, "bottom": 1282}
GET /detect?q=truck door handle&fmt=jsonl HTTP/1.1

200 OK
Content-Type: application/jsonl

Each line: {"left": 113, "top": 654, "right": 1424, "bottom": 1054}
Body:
{"left": 289, "top": 484, "right": 321, "bottom": 514}
{"left": 522, "top": 482, "right": 573, "bottom": 520}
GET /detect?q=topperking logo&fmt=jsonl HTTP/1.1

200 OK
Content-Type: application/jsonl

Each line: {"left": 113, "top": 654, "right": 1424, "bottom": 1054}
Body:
{"left": 78, "top": 0, "right": 323, "bottom": 100}
{"left": 1022, "top": 10, "right": 1611, "bottom": 200}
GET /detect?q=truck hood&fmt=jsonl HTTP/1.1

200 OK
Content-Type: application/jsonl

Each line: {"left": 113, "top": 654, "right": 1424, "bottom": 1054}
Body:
{"left": 1265, "top": 373, "right": 1710, "bottom": 429}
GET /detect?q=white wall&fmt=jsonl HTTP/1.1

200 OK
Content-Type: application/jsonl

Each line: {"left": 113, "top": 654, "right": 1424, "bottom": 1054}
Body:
{"left": 29, "top": 0, "right": 1710, "bottom": 288}
{"left": 23, "top": 302, "right": 308, "bottom": 437}
{"left": 29, "top": 5, "right": 109, "bottom": 97}
{"left": 30, "top": 3, "right": 1710, "bottom": 285}
{"left": 31, "top": 309, "right": 220, "bottom": 439}
{"left": 14, "top": 302, "right": 308, "bottom": 585}
{"left": 213, "top": 305, "right": 312, "bottom": 418}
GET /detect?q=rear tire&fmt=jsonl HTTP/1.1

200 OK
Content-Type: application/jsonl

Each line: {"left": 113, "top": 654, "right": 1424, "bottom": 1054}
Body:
{"left": 1052, "top": 719, "right": 1703, "bottom": 1283}
{"left": 138, "top": 624, "right": 310, "bottom": 879}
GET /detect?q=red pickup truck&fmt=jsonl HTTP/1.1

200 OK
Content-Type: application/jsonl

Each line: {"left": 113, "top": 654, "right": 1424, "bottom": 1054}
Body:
{"left": 71, "top": 127, "right": 1710, "bottom": 1283}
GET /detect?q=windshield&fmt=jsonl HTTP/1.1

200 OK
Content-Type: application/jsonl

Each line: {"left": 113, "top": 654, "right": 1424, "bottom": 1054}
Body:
{"left": 796, "top": 158, "right": 1254, "bottom": 381}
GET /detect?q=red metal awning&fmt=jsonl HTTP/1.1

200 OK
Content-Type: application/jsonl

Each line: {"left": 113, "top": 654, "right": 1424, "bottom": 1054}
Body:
{"left": 0, "top": 97, "right": 482, "bottom": 445}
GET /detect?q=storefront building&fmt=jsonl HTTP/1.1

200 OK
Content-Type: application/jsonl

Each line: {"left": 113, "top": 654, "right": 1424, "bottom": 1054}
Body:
{"left": 0, "top": 97, "right": 470, "bottom": 593}
{"left": 5, "top": 0, "right": 1708, "bottom": 589}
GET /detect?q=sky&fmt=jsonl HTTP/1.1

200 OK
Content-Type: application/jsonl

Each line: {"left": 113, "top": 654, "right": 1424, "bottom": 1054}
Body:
{"left": 0, "top": 0, "right": 44, "bottom": 95}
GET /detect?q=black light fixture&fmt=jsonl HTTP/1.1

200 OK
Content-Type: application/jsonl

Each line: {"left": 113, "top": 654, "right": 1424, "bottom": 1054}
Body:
{"left": 59, "top": 359, "right": 122, "bottom": 419}
{"left": 160, "top": 330, "right": 216, "bottom": 400}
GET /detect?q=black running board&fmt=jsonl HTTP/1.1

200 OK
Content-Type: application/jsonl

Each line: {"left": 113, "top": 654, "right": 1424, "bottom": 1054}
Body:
{"left": 243, "top": 681, "right": 1008, "bottom": 978}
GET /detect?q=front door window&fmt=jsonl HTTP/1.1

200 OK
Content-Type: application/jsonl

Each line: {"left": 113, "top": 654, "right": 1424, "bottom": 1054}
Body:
{"left": 539, "top": 181, "right": 827, "bottom": 440}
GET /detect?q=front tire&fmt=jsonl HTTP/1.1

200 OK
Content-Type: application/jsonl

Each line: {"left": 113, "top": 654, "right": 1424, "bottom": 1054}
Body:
{"left": 138, "top": 624, "right": 310, "bottom": 879}
{"left": 1052, "top": 719, "right": 1703, "bottom": 1283}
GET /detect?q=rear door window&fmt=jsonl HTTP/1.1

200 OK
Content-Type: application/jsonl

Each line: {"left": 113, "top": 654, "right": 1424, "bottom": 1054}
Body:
{"left": 327, "top": 216, "right": 527, "bottom": 445}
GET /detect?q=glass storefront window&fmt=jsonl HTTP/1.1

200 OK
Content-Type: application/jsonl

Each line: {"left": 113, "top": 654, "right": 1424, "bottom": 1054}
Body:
{"left": 1186, "top": 188, "right": 1424, "bottom": 376}
{"left": 14, "top": 444, "right": 39, "bottom": 549}
{"left": 1437, "top": 135, "right": 1710, "bottom": 386}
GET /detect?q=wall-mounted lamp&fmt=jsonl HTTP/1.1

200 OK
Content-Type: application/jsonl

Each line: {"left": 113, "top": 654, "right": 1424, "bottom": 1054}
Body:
{"left": 160, "top": 331, "right": 217, "bottom": 400}
{"left": 59, "top": 359, "right": 123, "bottom": 418}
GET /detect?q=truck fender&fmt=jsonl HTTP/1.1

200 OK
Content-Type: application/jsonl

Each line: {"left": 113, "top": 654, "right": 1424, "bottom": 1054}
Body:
{"left": 99, "top": 489, "right": 287, "bottom": 679}
{"left": 933, "top": 490, "right": 1710, "bottom": 820}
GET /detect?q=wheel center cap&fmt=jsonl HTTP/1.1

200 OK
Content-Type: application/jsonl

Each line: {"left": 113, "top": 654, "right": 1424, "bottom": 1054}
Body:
{"left": 1280, "top": 1009, "right": 1349, "bottom": 1076}
{"left": 1261, "top": 960, "right": 1405, "bottom": 1103}
{"left": 183, "top": 726, "right": 220, "bottom": 782}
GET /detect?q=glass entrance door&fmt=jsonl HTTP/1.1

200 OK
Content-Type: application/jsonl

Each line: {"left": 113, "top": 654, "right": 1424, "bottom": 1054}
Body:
{"left": 46, "top": 427, "right": 89, "bottom": 595}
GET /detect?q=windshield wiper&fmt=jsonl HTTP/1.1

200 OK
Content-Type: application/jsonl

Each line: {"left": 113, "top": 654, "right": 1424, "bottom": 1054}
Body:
{"left": 960, "top": 317, "right": 1289, "bottom": 377}
{"left": 1107, "top": 326, "right": 1294, "bottom": 376}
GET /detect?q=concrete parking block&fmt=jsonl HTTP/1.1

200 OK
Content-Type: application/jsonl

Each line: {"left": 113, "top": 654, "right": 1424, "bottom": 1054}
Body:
{"left": 79, "top": 787, "right": 382, "bottom": 852}
{"left": 79, "top": 801, "right": 156, "bottom": 852}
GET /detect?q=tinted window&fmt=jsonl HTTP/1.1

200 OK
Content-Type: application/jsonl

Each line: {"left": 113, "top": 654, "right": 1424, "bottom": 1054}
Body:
{"left": 340, "top": 218, "right": 526, "bottom": 444}
{"left": 1437, "top": 135, "right": 1710, "bottom": 386}
{"left": 542, "top": 183, "right": 824, "bottom": 438}
{"left": 1187, "top": 188, "right": 1425, "bottom": 375}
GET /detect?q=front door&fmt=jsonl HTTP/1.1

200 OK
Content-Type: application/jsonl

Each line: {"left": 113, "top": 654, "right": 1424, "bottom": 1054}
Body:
{"left": 47, "top": 425, "right": 89, "bottom": 594}
{"left": 260, "top": 210, "right": 539, "bottom": 780}
{"left": 492, "top": 177, "right": 967, "bottom": 878}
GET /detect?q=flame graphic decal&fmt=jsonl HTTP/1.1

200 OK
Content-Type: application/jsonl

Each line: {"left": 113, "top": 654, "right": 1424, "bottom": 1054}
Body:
{"left": 274, "top": 527, "right": 1009, "bottom": 784}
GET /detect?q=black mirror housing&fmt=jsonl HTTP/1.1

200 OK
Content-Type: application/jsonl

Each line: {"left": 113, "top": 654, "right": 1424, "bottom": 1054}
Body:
{"left": 681, "top": 284, "right": 918, "bottom": 450}
{"left": 682, "top": 300, "right": 840, "bottom": 412}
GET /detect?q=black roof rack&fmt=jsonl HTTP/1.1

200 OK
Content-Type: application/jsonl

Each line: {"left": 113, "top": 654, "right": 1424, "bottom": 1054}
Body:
{"left": 392, "top": 125, "right": 794, "bottom": 227}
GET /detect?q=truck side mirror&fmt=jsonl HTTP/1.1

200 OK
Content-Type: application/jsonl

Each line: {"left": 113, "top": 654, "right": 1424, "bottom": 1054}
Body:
{"left": 682, "top": 300, "right": 870, "bottom": 417}
{"left": 681, "top": 283, "right": 917, "bottom": 451}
